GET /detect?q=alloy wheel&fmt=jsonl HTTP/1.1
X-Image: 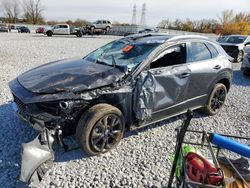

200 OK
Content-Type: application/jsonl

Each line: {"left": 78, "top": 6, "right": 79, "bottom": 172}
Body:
{"left": 90, "top": 114, "right": 123, "bottom": 152}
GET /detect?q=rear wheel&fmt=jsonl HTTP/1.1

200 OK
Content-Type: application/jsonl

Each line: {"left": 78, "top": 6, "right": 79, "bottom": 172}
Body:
{"left": 201, "top": 83, "right": 227, "bottom": 115}
{"left": 76, "top": 104, "right": 125, "bottom": 155}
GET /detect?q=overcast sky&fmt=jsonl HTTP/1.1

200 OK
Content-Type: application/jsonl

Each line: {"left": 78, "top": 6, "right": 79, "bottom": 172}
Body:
{"left": 1, "top": 0, "right": 250, "bottom": 26}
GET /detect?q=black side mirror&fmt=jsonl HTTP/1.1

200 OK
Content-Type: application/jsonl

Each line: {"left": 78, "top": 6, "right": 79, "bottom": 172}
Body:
{"left": 245, "top": 42, "right": 250, "bottom": 46}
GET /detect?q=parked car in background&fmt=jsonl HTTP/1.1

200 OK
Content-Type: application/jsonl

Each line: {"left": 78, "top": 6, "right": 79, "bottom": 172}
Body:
{"left": 18, "top": 26, "right": 31, "bottom": 33}
{"left": 0, "top": 24, "right": 9, "bottom": 32}
{"left": 138, "top": 28, "right": 155, "bottom": 33}
{"left": 88, "top": 20, "right": 112, "bottom": 31}
{"left": 45, "top": 24, "right": 84, "bottom": 37}
{"left": 36, "top": 27, "right": 45, "bottom": 33}
{"left": 241, "top": 42, "right": 250, "bottom": 75}
{"left": 10, "top": 25, "right": 16, "bottom": 30}
{"left": 219, "top": 35, "right": 250, "bottom": 63}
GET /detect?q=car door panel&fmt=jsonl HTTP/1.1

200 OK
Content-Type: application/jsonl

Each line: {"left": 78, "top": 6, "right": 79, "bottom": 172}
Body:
{"left": 151, "top": 65, "right": 191, "bottom": 111}
{"left": 184, "top": 42, "right": 223, "bottom": 107}
{"left": 133, "top": 64, "right": 191, "bottom": 121}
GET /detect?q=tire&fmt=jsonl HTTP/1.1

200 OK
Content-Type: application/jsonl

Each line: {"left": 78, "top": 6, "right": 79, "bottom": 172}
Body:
{"left": 46, "top": 31, "right": 53, "bottom": 37}
{"left": 236, "top": 50, "right": 243, "bottom": 63}
{"left": 105, "top": 26, "right": 110, "bottom": 31}
{"left": 77, "top": 32, "right": 83, "bottom": 37}
{"left": 76, "top": 104, "right": 125, "bottom": 155}
{"left": 201, "top": 83, "right": 227, "bottom": 116}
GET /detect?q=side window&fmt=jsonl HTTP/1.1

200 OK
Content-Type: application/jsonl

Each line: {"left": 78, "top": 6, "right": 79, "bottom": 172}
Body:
{"left": 205, "top": 43, "right": 219, "bottom": 58}
{"left": 188, "top": 42, "right": 211, "bottom": 62}
{"left": 97, "top": 21, "right": 101, "bottom": 24}
{"left": 103, "top": 21, "right": 107, "bottom": 24}
{"left": 150, "top": 44, "right": 186, "bottom": 69}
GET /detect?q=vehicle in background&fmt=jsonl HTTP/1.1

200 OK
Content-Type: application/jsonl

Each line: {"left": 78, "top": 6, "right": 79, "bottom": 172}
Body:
{"left": 18, "top": 26, "right": 31, "bottom": 33}
{"left": 10, "top": 25, "right": 16, "bottom": 30}
{"left": 0, "top": 24, "right": 9, "bottom": 32}
{"left": 241, "top": 42, "right": 250, "bottom": 76}
{"left": 219, "top": 35, "right": 250, "bottom": 63}
{"left": 87, "top": 20, "right": 112, "bottom": 32}
{"left": 138, "top": 28, "right": 155, "bottom": 34}
{"left": 36, "top": 27, "right": 45, "bottom": 33}
{"left": 45, "top": 24, "right": 84, "bottom": 37}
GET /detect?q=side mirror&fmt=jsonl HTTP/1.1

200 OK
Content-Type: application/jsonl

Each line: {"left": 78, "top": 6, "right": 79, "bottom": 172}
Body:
{"left": 245, "top": 42, "right": 250, "bottom": 46}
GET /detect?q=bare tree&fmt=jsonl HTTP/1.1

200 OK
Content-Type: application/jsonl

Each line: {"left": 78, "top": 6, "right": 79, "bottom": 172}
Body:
{"left": 218, "top": 9, "right": 234, "bottom": 25}
{"left": 23, "top": 0, "right": 44, "bottom": 24}
{"left": 2, "top": 0, "right": 19, "bottom": 23}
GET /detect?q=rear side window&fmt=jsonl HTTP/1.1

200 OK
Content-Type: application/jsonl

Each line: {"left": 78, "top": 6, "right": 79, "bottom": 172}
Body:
{"left": 188, "top": 42, "right": 211, "bottom": 62}
{"left": 205, "top": 43, "right": 219, "bottom": 58}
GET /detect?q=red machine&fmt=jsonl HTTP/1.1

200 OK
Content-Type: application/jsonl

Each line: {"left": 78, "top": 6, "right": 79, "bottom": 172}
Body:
{"left": 185, "top": 152, "right": 223, "bottom": 185}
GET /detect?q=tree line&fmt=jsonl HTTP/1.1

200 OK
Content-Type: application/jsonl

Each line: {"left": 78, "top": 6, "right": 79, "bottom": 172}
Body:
{"left": 0, "top": 0, "right": 45, "bottom": 24}
{"left": 157, "top": 10, "right": 250, "bottom": 35}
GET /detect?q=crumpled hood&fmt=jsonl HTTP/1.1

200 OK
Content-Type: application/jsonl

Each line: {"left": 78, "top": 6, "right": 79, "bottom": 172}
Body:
{"left": 18, "top": 58, "right": 125, "bottom": 94}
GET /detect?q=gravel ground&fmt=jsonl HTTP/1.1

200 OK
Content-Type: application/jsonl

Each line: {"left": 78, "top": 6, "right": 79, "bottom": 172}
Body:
{"left": 0, "top": 33, "right": 249, "bottom": 188}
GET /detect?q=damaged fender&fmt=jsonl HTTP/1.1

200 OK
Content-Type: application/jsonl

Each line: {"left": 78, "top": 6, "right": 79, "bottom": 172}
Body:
{"left": 20, "top": 129, "right": 54, "bottom": 184}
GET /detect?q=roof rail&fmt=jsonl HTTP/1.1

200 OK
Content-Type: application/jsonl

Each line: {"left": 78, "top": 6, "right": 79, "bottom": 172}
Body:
{"left": 169, "top": 35, "right": 209, "bottom": 41}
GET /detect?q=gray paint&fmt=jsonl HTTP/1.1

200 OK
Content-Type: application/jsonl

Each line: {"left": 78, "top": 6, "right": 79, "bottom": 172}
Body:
{"left": 20, "top": 129, "right": 54, "bottom": 184}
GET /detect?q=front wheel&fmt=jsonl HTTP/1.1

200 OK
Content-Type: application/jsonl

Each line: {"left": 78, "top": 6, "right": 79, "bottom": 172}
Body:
{"left": 76, "top": 104, "right": 125, "bottom": 155}
{"left": 46, "top": 31, "right": 53, "bottom": 37}
{"left": 201, "top": 83, "right": 227, "bottom": 116}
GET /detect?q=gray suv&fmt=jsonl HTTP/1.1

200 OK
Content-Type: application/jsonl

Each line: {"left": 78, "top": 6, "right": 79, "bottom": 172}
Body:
{"left": 9, "top": 34, "right": 233, "bottom": 184}
{"left": 89, "top": 20, "right": 112, "bottom": 31}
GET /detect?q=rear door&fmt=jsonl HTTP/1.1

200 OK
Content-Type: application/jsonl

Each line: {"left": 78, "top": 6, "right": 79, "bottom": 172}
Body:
{"left": 184, "top": 41, "right": 222, "bottom": 108}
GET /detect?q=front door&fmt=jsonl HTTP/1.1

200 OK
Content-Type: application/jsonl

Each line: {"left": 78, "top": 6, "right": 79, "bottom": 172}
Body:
{"left": 134, "top": 43, "right": 191, "bottom": 121}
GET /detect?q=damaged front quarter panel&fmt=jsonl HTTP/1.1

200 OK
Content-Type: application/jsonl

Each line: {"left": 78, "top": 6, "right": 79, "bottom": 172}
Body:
{"left": 19, "top": 129, "right": 55, "bottom": 186}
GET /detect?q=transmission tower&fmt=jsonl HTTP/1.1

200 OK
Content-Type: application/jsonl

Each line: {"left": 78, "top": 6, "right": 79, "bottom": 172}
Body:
{"left": 132, "top": 4, "right": 137, "bottom": 25}
{"left": 140, "top": 3, "right": 146, "bottom": 27}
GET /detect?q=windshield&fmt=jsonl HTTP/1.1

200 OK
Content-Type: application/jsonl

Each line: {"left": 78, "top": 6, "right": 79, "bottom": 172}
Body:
{"left": 84, "top": 40, "right": 158, "bottom": 71}
{"left": 221, "top": 36, "right": 247, "bottom": 44}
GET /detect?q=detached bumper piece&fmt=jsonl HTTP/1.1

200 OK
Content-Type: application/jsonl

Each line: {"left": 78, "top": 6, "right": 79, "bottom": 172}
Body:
{"left": 19, "top": 129, "right": 55, "bottom": 186}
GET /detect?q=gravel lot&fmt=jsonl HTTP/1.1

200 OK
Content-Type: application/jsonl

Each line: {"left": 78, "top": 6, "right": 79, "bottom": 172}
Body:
{"left": 0, "top": 33, "right": 249, "bottom": 188}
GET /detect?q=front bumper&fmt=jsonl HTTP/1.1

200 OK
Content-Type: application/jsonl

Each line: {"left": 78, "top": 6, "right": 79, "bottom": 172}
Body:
{"left": 19, "top": 129, "right": 55, "bottom": 185}
{"left": 11, "top": 100, "right": 60, "bottom": 132}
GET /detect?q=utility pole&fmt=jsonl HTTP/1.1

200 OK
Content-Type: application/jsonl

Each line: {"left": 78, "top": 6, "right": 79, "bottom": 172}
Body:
{"left": 140, "top": 3, "right": 146, "bottom": 27}
{"left": 132, "top": 4, "right": 137, "bottom": 25}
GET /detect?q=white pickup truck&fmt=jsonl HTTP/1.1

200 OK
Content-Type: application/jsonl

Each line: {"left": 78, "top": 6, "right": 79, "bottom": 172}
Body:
{"left": 45, "top": 24, "right": 85, "bottom": 37}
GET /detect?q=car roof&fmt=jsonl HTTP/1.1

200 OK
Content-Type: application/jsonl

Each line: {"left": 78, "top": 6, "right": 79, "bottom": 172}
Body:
{"left": 125, "top": 33, "right": 211, "bottom": 44}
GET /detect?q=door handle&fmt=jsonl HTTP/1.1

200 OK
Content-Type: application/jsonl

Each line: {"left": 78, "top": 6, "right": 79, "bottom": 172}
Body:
{"left": 176, "top": 72, "right": 190, "bottom": 78}
{"left": 214, "top": 65, "right": 221, "bottom": 70}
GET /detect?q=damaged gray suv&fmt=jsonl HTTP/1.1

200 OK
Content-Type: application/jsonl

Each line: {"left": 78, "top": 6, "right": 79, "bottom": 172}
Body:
{"left": 9, "top": 34, "right": 233, "bottom": 183}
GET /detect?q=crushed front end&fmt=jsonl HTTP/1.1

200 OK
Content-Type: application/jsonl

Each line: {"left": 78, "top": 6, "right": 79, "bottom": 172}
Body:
{"left": 9, "top": 79, "right": 88, "bottom": 185}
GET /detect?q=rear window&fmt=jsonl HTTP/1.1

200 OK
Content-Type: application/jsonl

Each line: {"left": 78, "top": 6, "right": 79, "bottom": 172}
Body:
{"left": 188, "top": 42, "right": 211, "bottom": 62}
